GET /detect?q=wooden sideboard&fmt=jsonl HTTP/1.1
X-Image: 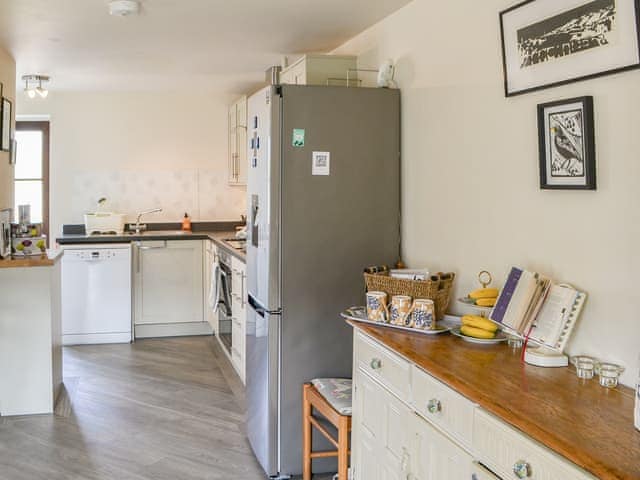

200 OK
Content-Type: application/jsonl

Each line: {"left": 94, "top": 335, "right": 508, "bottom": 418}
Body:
{"left": 348, "top": 320, "right": 640, "bottom": 480}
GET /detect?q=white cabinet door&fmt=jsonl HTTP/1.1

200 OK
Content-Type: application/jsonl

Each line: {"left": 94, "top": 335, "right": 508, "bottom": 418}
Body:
{"left": 411, "top": 414, "right": 476, "bottom": 480}
{"left": 134, "top": 240, "right": 203, "bottom": 326}
{"left": 353, "top": 369, "right": 413, "bottom": 480}
{"left": 228, "top": 96, "right": 247, "bottom": 185}
{"left": 204, "top": 240, "right": 217, "bottom": 332}
{"left": 230, "top": 256, "right": 246, "bottom": 382}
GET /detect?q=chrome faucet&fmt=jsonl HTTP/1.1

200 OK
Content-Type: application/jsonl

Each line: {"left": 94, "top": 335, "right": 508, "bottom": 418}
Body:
{"left": 133, "top": 208, "right": 162, "bottom": 234}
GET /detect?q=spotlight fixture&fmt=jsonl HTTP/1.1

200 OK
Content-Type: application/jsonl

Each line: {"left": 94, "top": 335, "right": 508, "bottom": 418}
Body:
{"left": 23, "top": 75, "right": 50, "bottom": 99}
{"left": 109, "top": 0, "right": 140, "bottom": 16}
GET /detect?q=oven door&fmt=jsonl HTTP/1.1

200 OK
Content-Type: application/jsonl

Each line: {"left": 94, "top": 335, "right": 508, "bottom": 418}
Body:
{"left": 217, "top": 266, "right": 233, "bottom": 354}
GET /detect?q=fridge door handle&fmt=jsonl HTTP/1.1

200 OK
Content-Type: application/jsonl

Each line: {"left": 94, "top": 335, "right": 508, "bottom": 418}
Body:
{"left": 248, "top": 294, "right": 266, "bottom": 317}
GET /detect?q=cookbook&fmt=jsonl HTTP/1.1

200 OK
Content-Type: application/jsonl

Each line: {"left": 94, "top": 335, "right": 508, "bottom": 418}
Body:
{"left": 491, "top": 267, "right": 586, "bottom": 352}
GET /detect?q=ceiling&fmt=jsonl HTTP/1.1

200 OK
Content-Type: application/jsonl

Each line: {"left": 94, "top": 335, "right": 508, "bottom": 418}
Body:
{"left": 0, "top": 0, "right": 411, "bottom": 94}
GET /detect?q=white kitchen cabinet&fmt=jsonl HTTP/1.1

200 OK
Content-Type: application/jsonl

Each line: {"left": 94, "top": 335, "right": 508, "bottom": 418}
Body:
{"left": 410, "top": 413, "right": 476, "bottom": 480}
{"left": 279, "top": 54, "right": 358, "bottom": 86}
{"left": 204, "top": 239, "right": 218, "bottom": 333}
{"left": 351, "top": 331, "right": 596, "bottom": 480}
{"left": 228, "top": 96, "right": 247, "bottom": 186}
{"left": 134, "top": 239, "right": 210, "bottom": 338}
{"left": 230, "top": 255, "right": 246, "bottom": 383}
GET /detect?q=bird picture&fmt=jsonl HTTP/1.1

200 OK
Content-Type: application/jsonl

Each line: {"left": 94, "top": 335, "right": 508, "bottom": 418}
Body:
{"left": 549, "top": 111, "right": 585, "bottom": 177}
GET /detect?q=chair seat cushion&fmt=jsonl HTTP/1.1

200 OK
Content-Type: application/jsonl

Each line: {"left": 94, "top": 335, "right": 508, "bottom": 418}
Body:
{"left": 311, "top": 378, "right": 353, "bottom": 416}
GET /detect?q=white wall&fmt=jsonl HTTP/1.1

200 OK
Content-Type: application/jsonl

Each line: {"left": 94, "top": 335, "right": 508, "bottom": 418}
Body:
{"left": 17, "top": 92, "right": 246, "bottom": 237}
{"left": 335, "top": 0, "right": 640, "bottom": 387}
{"left": 0, "top": 47, "right": 16, "bottom": 210}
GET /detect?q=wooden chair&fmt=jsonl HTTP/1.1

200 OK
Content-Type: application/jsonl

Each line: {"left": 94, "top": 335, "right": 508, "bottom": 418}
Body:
{"left": 302, "top": 379, "right": 352, "bottom": 480}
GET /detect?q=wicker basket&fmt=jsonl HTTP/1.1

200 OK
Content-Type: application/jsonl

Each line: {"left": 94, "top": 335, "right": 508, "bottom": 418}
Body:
{"left": 364, "top": 271, "right": 456, "bottom": 320}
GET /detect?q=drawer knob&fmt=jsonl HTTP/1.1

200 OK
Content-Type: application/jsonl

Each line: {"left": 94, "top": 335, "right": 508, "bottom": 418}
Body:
{"left": 427, "top": 398, "right": 441, "bottom": 414}
{"left": 513, "top": 460, "right": 532, "bottom": 478}
{"left": 370, "top": 358, "right": 382, "bottom": 370}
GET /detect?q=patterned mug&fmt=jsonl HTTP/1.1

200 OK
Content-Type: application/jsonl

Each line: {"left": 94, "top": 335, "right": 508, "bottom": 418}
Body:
{"left": 410, "top": 299, "right": 436, "bottom": 330}
{"left": 366, "top": 291, "right": 389, "bottom": 323}
{"left": 389, "top": 295, "right": 413, "bottom": 326}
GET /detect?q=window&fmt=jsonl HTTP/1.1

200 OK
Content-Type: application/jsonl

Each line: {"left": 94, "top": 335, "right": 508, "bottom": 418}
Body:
{"left": 14, "top": 121, "right": 50, "bottom": 240}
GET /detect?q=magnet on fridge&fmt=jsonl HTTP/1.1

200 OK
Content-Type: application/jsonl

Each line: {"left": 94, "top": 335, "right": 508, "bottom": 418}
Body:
{"left": 253, "top": 116, "right": 258, "bottom": 129}
{"left": 252, "top": 158, "right": 258, "bottom": 168}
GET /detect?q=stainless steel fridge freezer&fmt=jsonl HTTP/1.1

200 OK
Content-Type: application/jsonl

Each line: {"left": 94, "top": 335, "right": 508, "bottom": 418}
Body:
{"left": 246, "top": 85, "right": 400, "bottom": 479}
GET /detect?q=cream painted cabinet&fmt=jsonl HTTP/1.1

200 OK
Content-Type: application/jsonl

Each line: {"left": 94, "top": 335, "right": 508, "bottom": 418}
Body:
{"left": 231, "top": 255, "right": 246, "bottom": 383}
{"left": 228, "top": 96, "right": 247, "bottom": 186}
{"left": 134, "top": 240, "right": 209, "bottom": 338}
{"left": 352, "top": 368, "right": 412, "bottom": 480}
{"left": 279, "top": 54, "right": 358, "bottom": 86}
{"left": 351, "top": 331, "right": 596, "bottom": 480}
{"left": 204, "top": 240, "right": 218, "bottom": 332}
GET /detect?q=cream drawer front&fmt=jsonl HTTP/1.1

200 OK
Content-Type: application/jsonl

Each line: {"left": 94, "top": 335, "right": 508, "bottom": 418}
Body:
{"left": 411, "top": 365, "right": 475, "bottom": 448}
{"left": 473, "top": 409, "right": 595, "bottom": 480}
{"left": 355, "top": 332, "right": 411, "bottom": 401}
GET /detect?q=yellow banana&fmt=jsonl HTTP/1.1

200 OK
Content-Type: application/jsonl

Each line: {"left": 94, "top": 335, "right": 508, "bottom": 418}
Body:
{"left": 461, "top": 315, "right": 498, "bottom": 332}
{"left": 460, "top": 325, "right": 496, "bottom": 339}
{"left": 475, "top": 297, "right": 497, "bottom": 307}
{"left": 468, "top": 288, "right": 499, "bottom": 299}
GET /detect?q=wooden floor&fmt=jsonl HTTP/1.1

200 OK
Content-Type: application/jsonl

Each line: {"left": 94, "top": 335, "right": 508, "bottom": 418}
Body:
{"left": 0, "top": 336, "right": 332, "bottom": 480}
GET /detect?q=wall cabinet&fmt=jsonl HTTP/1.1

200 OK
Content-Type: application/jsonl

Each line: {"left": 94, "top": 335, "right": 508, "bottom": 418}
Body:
{"left": 228, "top": 96, "right": 247, "bottom": 186}
{"left": 279, "top": 54, "right": 358, "bottom": 86}
{"left": 133, "top": 240, "right": 210, "bottom": 338}
{"left": 351, "top": 331, "right": 595, "bottom": 480}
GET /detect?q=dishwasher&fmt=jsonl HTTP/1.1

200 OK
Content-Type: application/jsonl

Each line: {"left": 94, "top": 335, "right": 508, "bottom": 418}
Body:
{"left": 61, "top": 244, "right": 132, "bottom": 345}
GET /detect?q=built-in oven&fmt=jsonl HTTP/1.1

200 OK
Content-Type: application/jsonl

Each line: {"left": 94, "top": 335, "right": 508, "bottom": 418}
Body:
{"left": 217, "top": 249, "right": 233, "bottom": 355}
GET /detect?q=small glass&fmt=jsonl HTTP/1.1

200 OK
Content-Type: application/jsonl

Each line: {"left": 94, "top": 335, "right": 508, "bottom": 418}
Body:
{"left": 595, "top": 363, "right": 625, "bottom": 389}
{"left": 570, "top": 355, "right": 597, "bottom": 379}
{"left": 507, "top": 335, "right": 523, "bottom": 349}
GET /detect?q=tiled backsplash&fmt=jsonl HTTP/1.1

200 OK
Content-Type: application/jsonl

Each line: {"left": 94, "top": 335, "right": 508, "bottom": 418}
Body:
{"left": 70, "top": 169, "right": 246, "bottom": 223}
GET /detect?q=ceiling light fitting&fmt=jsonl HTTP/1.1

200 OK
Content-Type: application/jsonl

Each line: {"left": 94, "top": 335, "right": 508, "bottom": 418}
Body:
{"left": 109, "top": 0, "right": 140, "bottom": 17}
{"left": 22, "top": 75, "right": 50, "bottom": 99}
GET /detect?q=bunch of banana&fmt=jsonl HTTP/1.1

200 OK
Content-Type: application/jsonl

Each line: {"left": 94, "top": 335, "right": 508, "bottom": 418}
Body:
{"left": 468, "top": 288, "right": 499, "bottom": 307}
{"left": 460, "top": 315, "right": 498, "bottom": 339}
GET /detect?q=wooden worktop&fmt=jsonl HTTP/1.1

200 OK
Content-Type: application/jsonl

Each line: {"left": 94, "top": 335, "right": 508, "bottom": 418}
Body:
{"left": 0, "top": 249, "right": 63, "bottom": 269}
{"left": 349, "top": 320, "right": 640, "bottom": 480}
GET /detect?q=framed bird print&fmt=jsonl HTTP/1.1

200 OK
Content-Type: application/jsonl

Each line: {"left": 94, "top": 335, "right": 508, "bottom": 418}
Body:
{"left": 537, "top": 96, "right": 596, "bottom": 190}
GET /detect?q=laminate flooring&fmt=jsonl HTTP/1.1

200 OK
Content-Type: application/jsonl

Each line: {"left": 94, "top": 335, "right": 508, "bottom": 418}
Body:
{"left": 0, "top": 336, "right": 332, "bottom": 480}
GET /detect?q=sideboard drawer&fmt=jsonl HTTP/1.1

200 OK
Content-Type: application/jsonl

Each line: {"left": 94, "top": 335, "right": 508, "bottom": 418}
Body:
{"left": 354, "top": 331, "right": 411, "bottom": 401}
{"left": 411, "top": 365, "right": 475, "bottom": 448}
{"left": 473, "top": 409, "right": 595, "bottom": 480}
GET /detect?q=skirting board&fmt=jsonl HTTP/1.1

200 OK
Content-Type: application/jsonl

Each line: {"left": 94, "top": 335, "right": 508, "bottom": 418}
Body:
{"left": 135, "top": 322, "right": 213, "bottom": 339}
{"left": 63, "top": 332, "right": 132, "bottom": 345}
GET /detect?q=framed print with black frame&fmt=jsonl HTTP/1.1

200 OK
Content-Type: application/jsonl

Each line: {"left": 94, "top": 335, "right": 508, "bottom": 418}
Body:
{"left": 537, "top": 96, "right": 596, "bottom": 190}
{"left": 1, "top": 97, "right": 11, "bottom": 152}
{"left": 500, "top": 0, "right": 640, "bottom": 97}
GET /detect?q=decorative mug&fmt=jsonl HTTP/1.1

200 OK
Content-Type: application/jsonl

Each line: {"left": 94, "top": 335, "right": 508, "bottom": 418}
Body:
{"left": 410, "top": 299, "right": 436, "bottom": 330}
{"left": 389, "top": 295, "right": 413, "bottom": 326}
{"left": 366, "top": 291, "right": 389, "bottom": 323}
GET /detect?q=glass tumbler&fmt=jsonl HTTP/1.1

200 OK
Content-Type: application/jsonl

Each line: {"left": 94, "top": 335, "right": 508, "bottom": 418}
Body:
{"left": 595, "top": 363, "right": 625, "bottom": 388}
{"left": 570, "top": 355, "right": 597, "bottom": 379}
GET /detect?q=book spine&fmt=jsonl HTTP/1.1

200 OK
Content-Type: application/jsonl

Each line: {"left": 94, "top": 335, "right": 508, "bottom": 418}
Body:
{"left": 491, "top": 267, "right": 522, "bottom": 324}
